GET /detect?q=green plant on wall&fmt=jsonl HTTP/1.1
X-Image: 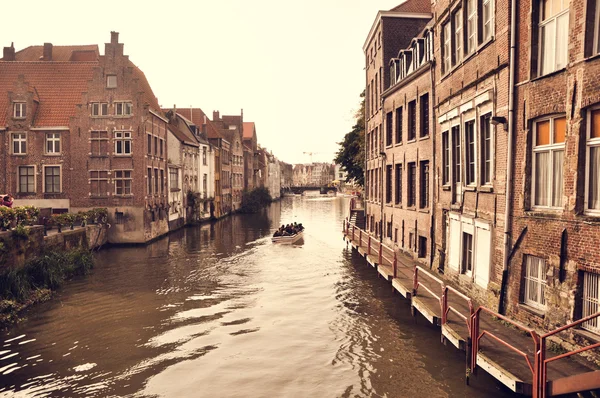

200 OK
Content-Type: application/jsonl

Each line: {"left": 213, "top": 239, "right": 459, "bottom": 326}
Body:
{"left": 11, "top": 224, "right": 30, "bottom": 241}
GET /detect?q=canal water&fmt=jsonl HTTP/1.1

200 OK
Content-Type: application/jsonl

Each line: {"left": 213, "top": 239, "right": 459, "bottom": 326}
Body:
{"left": 0, "top": 197, "right": 516, "bottom": 398}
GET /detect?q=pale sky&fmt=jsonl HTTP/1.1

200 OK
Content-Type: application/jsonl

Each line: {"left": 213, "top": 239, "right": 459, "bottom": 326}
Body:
{"left": 0, "top": 0, "right": 403, "bottom": 164}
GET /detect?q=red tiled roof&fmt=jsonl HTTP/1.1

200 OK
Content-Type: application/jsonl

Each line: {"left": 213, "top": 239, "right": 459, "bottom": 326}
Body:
{"left": 177, "top": 108, "right": 223, "bottom": 140}
{"left": 243, "top": 122, "right": 255, "bottom": 140}
{"left": 10, "top": 45, "right": 99, "bottom": 62}
{"left": 0, "top": 61, "right": 96, "bottom": 127}
{"left": 128, "top": 61, "right": 162, "bottom": 115}
{"left": 389, "top": 0, "right": 431, "bottom": 13}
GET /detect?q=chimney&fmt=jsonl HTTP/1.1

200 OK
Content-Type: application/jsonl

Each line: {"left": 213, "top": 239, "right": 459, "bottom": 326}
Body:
{"left": 43, "top": 43, "right": 53, "bottom": 61}
{"left": 213, "top": 110, "right": 220, "bottom": 121}
{"left": 110, "top": 31, "right": 119, "bottom": 44}
{"left": 3, "top": 43, "right": 15, "bottom": 61}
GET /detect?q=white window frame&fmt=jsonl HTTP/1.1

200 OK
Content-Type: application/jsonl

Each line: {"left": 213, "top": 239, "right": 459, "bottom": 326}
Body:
{"left": 107, "top": 75, "right": 117, "bottom": 88}
{"left": 454, "top": 9, "right": 463, "bottom": 64}
{"left": 114, "top": 131, "right": 132, "bottom": 155}
{"left": 13, "top": 102, "right": 26, "bottom": 119}
{"left": 480, "top": 113, "right": 494, "bottom": 186}
{"left": 466, "top": 0, "right": 477, "bottom": 54}
{"left": 43, "top": 165, "right": 62, "bottom": 193}
{"left": 114, "top": 170, "right": 133, "bottom": 195}
{"left": 11, "top": 132, "right": 27, "bottom": 155}
{"left": 532, "top": 115, "right": 565, "bottom": 210}
{"left": 443, "top": 21, "right": 452, "bottom": 73}
{"left": 582, "top": 272, "right": 600, "bottom": 334}
{"left": 461, "top": 230, "right": 474, "bottom": 277}
{"left": 538, "top": 0, "right": 569, "bottom": 76}
{"left": 442, "top": 130, "right": 450, "bottom": 185}
{"left": 523, "top": 255, "right": 547, "bottom": 310}
{"left": 585, "top": 106, "right": 600, "bottom": 215}
{"left": 464, "top": 118, "right": 477, "bottom": 186}
{"left": 115, "top": 101, "right": 132, "bottom": 116}
{"left": 482, "top": 0, "right": 494, "bottom": 43}
{"left": 46, "top": 132, "right": 61, "bottom": 155}
{"left": 18, "top": 165, "right": 36, "bottom": 194}
{"left": 91, "top": 102, "right": 108, "bottom": 117}
{"left": 595, "top": 0, "right": 600, "bottom": 56}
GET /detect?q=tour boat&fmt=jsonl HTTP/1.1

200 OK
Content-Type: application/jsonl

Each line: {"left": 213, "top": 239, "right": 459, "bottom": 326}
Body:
{"left": 271, "top": 230, "right": 304, "bottom": 244}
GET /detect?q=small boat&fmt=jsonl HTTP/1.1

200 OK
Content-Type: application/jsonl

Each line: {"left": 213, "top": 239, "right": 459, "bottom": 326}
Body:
{"left": 271, "top": 231, "right": 304, "bottom": 244}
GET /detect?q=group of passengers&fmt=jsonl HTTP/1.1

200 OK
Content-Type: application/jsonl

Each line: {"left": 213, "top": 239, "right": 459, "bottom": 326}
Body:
{"left": 273, "top": 222, "right": 304, "bottom": 237}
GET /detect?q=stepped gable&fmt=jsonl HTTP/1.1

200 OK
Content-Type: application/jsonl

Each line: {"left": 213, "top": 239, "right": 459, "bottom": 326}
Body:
{"left": 0, "top": 61, "right": 97, "bottom": 127}
{"left": 389, "top": 0, "right": 431, "bottom": 13}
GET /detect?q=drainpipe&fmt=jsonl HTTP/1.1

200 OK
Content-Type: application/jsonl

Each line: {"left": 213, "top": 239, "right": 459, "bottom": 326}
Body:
{"left": 499, "top": 0, "right": 518, "bottom": 315}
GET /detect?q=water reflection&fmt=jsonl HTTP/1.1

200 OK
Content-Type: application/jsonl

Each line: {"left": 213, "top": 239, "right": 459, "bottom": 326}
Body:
{"left": 0, "top": 197, "right": 514, "bottom": 398}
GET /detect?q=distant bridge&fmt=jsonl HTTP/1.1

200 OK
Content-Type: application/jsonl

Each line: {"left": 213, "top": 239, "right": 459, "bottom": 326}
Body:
{"left": 284, "top": 186, "right": 338, "bottom": 195}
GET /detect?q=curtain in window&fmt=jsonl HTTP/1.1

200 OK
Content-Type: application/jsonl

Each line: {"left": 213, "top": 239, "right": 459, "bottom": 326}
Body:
{"left": 590, "top": 147, "right": 600, "bottom": 209}
{"left": 552, "top": 150, "right": 564, "bottom": 207}
{"left": 555, "top": 12, "right": 569, "bottom": 70}
{"left": 535, "top": 152, "right": 549, "bottom": 206}
{"left": 540, "top": 21, "right": 556, "bottom": 76}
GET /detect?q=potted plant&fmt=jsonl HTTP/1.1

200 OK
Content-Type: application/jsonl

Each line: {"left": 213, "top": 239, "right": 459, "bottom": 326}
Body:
{"left": 0, "top": 207, "right": 15, "bottom": 231}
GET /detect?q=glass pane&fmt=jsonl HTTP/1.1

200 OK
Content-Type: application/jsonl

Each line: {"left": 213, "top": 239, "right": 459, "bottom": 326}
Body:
{"left": 555, "top": 13, "right": 569, "bottom": 70}
{"left": 535, "top": 152, "right": 549, "bottom": 206}
{"left": 554, "top": 117, "right": 566, "bottom": 143}
{"left": 537, "top": 120, "right": 550, "bottom": 145}
{"left": 592, "top": 110, "right": 600, "bottom": 138}
{"left": 553, "top": 150, "right": 564, "bottom": 207}
{"left": 589, "top": 146, "right": 600, "bottom": 209}
{"left": 540, "top": 21, "right": 556, "bottom": 75}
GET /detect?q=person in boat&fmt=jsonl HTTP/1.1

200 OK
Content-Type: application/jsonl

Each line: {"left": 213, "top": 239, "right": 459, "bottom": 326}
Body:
{"left": 1, "top": 194, "right": 13, "bottom": 208}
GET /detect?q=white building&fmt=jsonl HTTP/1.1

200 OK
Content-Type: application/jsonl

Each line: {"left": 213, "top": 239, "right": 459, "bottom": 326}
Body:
{"left": 267, "top": 154, "right": 281, "bottom": 199}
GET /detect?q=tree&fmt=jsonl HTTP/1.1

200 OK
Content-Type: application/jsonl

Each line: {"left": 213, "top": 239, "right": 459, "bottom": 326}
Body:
{"left": 335, "top": 91, "right": 365, "bottom": 186}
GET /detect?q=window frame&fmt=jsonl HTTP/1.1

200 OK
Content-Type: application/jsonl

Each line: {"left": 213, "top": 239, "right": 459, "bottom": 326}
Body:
{"left": 442, "top": 131, "right": 450, "bottom": 185}
{"left": 464, "top": 119, "right": 477, "bottom": 186}
{"left": 585, "top": 107, "right": 600, "bottom": 215}
{"left": 481, "top": 0, "right": 494, "bottom": 43}
{"left": 89, "top": 170, "right": 109, "bottom": 197}
{"left": 11, "top": 132, "right": 27, "bottom": 155}
{"left": 386, "top": 164, "right": 393, "bottom": 203}
{"left": 45, "top": 132, "right": 61, "bottom": 155}
{"left": 395, "top": 106, "right": 403, "bottom": 144}
{"left": 420, "top": 93, "right": 430, "bottom": 138}
{"left": 538, "top": 0, "right": 569, "bottom": 76}
{"left": 453, "top": 8, "right": 463, "bottom": 64}
{"left": 114, "top": 131, "right": 132, "bottom": 156}
{"left": 465, "top": 0, "right": 477, "bottom": 55}
{"left": 114, "top": 170, "right": 133, "bottom": 196}
{"left": 531, "top": 115, "right": 566, "bottom": 210}
{"left": 595, "top": 0, "right": 600, "bottom": 56}
{"left": 13, "top": 102, "right": 26, "bottom": 119}
{"left": 523, "top": 255, "right": 547, "bottom": 310}
{"left": 386, "top": 111, "right": 393, "bottom": 147}
{"left": 106, "top": 75, "right": 117, "bottom": 88}
{"left": 90, "top": 130, "right": 109, "bottom": 157}
{"left": 419, "top": 160, "right": 430, "bottom": 208}
{"left": 114, "top": 101, "right": 133, "bottom": 117}
{"left": 443, "top": 21, "right": 452, "bottom": 73}
{"left": 91, "top": 102, "right": 109, "bottom": 117}
{"left": 582, "top": 271, "right": 600, "bottom": 334}
{"left": 461, "top": 231, "right": 474, "bottom": 276}
{"left": 395, "top": 163, "right": 402, "bottom": 205}
{"left": 480, "top": 113, "right": 493, "bottom": 186}
{"left": 43, "top": 165, "right": 62, "bottom": 194}
{"left": 407, "top": 162, "right": 417, "bottom": 207}
{"left": 408, "top": 100, "right": 417, "bottom": 141}
{"left": 18, "top": 165, "right": 36, "bottom": 194}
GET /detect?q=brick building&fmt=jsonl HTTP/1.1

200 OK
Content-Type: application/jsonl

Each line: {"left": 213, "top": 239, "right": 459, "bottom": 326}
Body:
{"left": 1, "top": 32, "right": 170, "bottom": 243}
{"left": 363, "top": 0, "right": 432, "bottom": 253}
{"left": 212, "top": 111, "right": 244, "bottom": 212}
{"left": 242, "top": 122, "right": 258, "bottom": 191}
{"left": 504, "top": 0, "right": 600, "bottom": 342}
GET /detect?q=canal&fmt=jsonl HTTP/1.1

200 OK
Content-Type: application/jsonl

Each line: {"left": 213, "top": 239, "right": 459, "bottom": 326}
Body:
{"left": 0, "top": 197, "right": 516, "bottom": 397}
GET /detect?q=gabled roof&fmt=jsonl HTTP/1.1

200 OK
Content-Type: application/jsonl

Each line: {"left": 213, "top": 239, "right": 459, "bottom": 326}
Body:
{"left": 166, "top": 112, "right": 199, "bottom": 147}
{"left": 8, "top": 45, "right": 100, "bottom": 62}
{"left": 128, "top": 61, "right": 162, "bottom": 115}
{"left": 0, "top": 61, "right": 96, "bottom": 127}
{"left": 177, "top": 108, "right": 223, "bottom": 140}
{"left": 389, "top": 0, "right": 431, "bottom": 14}
{"left": 243, "top": 122, "right": 256, "bottom": 140}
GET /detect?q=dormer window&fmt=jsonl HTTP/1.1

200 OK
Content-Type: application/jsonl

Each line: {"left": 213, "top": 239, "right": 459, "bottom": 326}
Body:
{"left": 107, "top": 75, "right": 117, "bottom": 88}
{"left": 13, "top": 102, "right": 26, "bottom": 119}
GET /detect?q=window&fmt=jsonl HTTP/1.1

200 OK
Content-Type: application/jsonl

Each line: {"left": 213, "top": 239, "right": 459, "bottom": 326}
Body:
{"left": 114, "top": 131, "right": 132, "bottom": 155}
{"left": 91, "top": 131, "right": 108, "bottom": 156}
{"left": 482, "top": 0, "right": 493, "bottom": 42}
{"left": 13, "top": 102, "right": 26, "bottom": 118}
{"left": 90, "top": 171, "right": 108, "bottom": 196}
{"left": 395, "top": 163, "right": 402, "bottom": 205}
{"left": 387, "top": 221, "right": 392, "bottom": 239}
{"left": 420, "top": 160, "right": 429, "bottom": 208}
{"left": 18, "top": 166, "right": 35, "bottom": 193}
{"left": 395, "top": 107, "right": 403, "bottom": 144}
{"left": 154, "top": 168, "right": 159, "bottom": 194}
{"left": 107, "top": 75, "right": 117, "bottom": 88}
{"left": 533, "top": 116, "right": 565, "bottom": 208}
{"left": 442, "top": 131, "right": 450, "bottom": 185}
{"left": 408, "top": 162, "right": 416, "bottom": 207}
{"left": 453, "top": 9, "right": 463, "bottom": 64}
{"left": 394, "top": 228, "right": 398, "bottom": 243}
{"left": 409, "top": 232, "right": 415, "bottom": 251}
{"left": 386, "top": 112, "right": 393, "bottom": 146}
{"left": 420, "top": 93, "right": 429, "bottom": 137}
{"left": 203, "top": 173, "right": 208, "bottom": 195}
{"left": 386, "top": 165, "right": 392, "bottom": 203}
{"left": 91, "top": 102, "right": 108, "bottom": 116}
{"left": 160, "top": 169, "right": 165, "bottom": 195}
{"left": 480, "top": 114, "right": 493, "bottom": 185}
{"left": 466, "top": 0, "right": 477, "bottom": 54}
{"left": 154, "top": 136, "right": 158, "bottom": 156}
{"left": 147, "top": 168, "right": 153, "bottom": 195}
{"left": 587, "top": 108, "right": 600, "bottom": 213}
{"left": 12, "top": 132, "right": 26, "bottom": 155}
{"left": 461, "top": 232, "right": 473, "bottom": 275}
{"left": 523, "top": 255, "right": 547, "bottom": 310}
{"left": 115, "top": 212, "right": 125, "bottom": 224}
{"left": 596, "top": 0, "right": 600, "bottom": 55}
{"left": 443, "top": 21, "right": 451, "bottom": 72}
{"left": 582, "top": 272, "right": 600, "bottom": 334}
{"left": 115, "top": 102, "right": 132, "bottom": 116}
{"left": 44, "top": 166, "right": 60, "bottom": 193}
{"left": 465, "top": 120, "right": 476, "bottom": 185}
{"left": 539, "top": 0, "right": 569, "bottom": 75}
{"left": 408, "top": 100, "right": 417, "bottom": 141}
{"left": 46, "top": 133, "right": 60, "bottom": 154}
{"left": 418, "top": 236, "right": 427, "bottom": 258}
{"left": 147, "top": 134, "right": 152, "bottom": 155}
{"left": 203, "top": 147, "right": 207, "bottom": 165}
{"left": 114, "top": 170, "right": 132, "bottom": 195}
{"left": 159, "top": 139, "right": 164, "bottom": 158}
{"left": 169, "top": 168, "right": 179, "bottom": 190}
{"left": 452, "top": 125, "right": 462, "bottom": 202}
